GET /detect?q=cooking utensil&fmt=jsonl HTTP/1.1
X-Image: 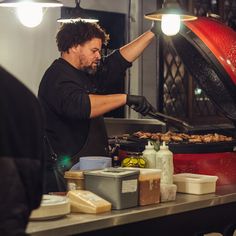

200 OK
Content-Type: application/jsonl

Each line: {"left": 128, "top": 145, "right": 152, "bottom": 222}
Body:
{"left": 147, "top": 110, "right": 193, "bottom": 131}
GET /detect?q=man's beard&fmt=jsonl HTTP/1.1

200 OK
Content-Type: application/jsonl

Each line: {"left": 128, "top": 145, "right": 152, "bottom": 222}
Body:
{"left": 81, "top": 65, "right": 98, "bottom": 75}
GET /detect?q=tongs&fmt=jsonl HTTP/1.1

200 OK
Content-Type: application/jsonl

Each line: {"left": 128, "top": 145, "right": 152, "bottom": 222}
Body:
{"left": 147, "top": 109, "right": 193, "bottom": 131}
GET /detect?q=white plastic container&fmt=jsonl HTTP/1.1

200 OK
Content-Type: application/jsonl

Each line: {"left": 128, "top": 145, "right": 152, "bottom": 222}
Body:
{"left": 160, "top": 184, "right": 177, "bottom": 202}
{"left": 156, "top": 142, "right": 174, "bottom": 184}
{"left": 142, "top": 141, "right": 156, "bottom": 168}
{"left": 67, "top": 190, "right": 111, "bottom": 214}
{"left": 173, "top": 173, "right": 218, "bottom": 195}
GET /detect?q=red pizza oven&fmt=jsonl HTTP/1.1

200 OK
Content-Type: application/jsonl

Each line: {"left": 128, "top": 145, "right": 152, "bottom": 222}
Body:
{"left": 169, "top": 16, "right": 236, "bottom": 185}
{"left": 114, "top": 17, "right": 236, "bottom": 186}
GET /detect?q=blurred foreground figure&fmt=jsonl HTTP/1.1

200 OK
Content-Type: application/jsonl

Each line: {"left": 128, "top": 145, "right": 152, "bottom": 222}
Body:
{"left": 0, "top": 66, "right": 45, "bottom": 235}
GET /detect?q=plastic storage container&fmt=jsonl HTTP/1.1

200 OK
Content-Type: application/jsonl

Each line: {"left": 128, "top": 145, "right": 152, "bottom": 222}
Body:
{"left": 84, "top": 168, "right": 139, "bottom": 209}
{"left": 139, "top": 169, "right": 161, "bottom": 206}
{"left": 173, "top": 173, "right": 218, "bottom": 194}
{"left": 160, "top": 184, "right": 177, "bottom": 202}
{"left": 67, "top": 190, "right": 111, "bottom": 214}
{"left": 64, "top": 171, "right": 85, "bottom": 191}
{"left": 123, "top": 167, "right": 161, "bottom": 206}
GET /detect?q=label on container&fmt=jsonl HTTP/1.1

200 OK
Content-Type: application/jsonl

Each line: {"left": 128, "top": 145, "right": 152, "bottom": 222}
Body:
{"left": 121, "top": 179, "right": 138, "bottom": 193}
{"left": 68, "top": 182, "right": 77, "bottom": 191}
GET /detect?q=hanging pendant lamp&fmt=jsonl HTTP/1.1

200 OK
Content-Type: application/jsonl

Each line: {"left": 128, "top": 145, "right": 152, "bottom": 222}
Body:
{"left": 0, "top": 0, "right": 63, "bottom": 7}
{"left": 57, "top": 0, "right": 98, "bottom": 23}
{"left": 0, "top": 0, "right": 63, "bottom": 28}
{"left": 145, "top": 0, "right": 197, "bottom": 36}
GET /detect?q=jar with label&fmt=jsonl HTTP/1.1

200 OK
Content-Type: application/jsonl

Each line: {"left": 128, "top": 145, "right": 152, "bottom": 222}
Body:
{"left": 142, "top": 141, "right": 156, "bottom": 168}
{"left": 156, "top": 142, "right": 174, "bottom": 184}
{"left": 64, "top": 171, "right": 84, "bottom": 191}
{"left": 121, "top": 152, "right": 147, "bottom": 168}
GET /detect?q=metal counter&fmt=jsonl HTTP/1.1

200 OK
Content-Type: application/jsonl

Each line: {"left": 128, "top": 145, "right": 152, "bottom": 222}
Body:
{"left": 27, "top": 185, "right": 236, "bottom": 236}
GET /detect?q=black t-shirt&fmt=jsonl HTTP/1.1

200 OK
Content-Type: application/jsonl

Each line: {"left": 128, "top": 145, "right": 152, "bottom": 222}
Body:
{"left": 38, "top": 50, "right": 131, "bottom": 159}
{"left": 0, "top": 66, "right": 45, "bottom": 235}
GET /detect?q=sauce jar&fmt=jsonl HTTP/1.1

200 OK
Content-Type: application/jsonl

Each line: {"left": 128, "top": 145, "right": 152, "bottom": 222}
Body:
{"left": 64, "top": 171, "right": 84, "bottom": 191}
{"left": 121, "top": 152, "right": 147, "bottom": 168}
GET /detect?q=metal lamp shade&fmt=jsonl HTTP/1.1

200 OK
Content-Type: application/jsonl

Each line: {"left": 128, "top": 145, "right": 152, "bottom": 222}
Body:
{"left": 57, "top": 5, "right": 98, "bottom": 23}
{"left": 144, "top": 0, "right": 197, "bottom": 22}
{"left": 145, "top": 8, "right": 197, "bottom": 21}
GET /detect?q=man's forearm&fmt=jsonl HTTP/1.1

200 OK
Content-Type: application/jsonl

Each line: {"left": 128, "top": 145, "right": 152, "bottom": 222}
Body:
{"left": 89, "top": 94, "right": 127, "bottom": 118}
{"left": 119, "top": 31, "right": 155, "bottom": 62}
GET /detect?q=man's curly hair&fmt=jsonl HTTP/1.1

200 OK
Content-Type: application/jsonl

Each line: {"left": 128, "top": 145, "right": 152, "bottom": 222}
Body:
{"left": 56, "top": 21, "right": 110, "bottom": 53}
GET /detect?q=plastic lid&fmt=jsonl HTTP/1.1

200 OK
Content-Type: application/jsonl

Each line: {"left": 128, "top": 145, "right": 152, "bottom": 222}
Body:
{"left": 84, "top": 167, "right": 140, "bottom": 178}
{"left": 145, "top": 141, "right": 154, "bottom": 150}
{"left": 173, "top": 173, "right": 218, "bottom": 183}
{"left": 160, "top": 141, "right": 169, "bottom": 150}
{"left": 172, "top": 17, "right": 236, "bottom": 122}
{"left": 64, "top": 171, "right": 84, "bottom": 179}
{"left": 39, "top": 195, "right": 69, "bottom": 206}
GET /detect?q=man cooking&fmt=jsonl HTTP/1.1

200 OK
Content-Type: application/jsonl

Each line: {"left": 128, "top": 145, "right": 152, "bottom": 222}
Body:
{"left": 38, "top": 21, "right": 157, "bottom": 192}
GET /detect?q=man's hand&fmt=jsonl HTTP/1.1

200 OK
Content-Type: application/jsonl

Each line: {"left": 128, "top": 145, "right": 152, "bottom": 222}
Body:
{"left": 126, "top": 95, "right": 155, "bottom": 116}
{"left": 150, "top": 21, "right": 159, "bottom": 36}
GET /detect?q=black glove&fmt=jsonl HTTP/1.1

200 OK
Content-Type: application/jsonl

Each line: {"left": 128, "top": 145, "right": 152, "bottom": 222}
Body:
{"left": 150, "top": 20, "right": 159, "bottom": 36}
{"left": 126, "top": 95, "right": 155, "bottom": 116}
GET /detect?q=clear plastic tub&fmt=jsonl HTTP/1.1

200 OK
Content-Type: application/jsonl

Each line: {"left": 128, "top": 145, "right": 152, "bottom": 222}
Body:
{"left": 122, "top": 167, "right": 161, "bottom": 205}
{"left": 173, "top": 173, "right": 218, "bottom": 194}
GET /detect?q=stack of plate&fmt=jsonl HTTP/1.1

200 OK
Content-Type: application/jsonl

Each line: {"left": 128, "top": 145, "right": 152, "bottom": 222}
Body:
{"left": 30, "top": 194, "right": 70, "bottom": 220}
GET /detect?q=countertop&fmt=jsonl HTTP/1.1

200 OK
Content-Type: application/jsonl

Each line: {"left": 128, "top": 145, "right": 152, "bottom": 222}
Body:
{"left": 27, "top": 185, "right": 236, "bottom": 236}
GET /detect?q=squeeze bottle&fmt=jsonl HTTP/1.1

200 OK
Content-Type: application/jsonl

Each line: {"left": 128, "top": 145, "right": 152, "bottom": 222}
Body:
{"left": 142, "top": 141, "right": 156, "bottom": 168}
{"left": 156, "top": 141, "right": 174, "bottom": 184}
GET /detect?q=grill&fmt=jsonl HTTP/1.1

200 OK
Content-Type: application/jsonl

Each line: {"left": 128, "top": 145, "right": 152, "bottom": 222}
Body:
{"left": 107, "top": 17, "right": 236, "bottom": 186}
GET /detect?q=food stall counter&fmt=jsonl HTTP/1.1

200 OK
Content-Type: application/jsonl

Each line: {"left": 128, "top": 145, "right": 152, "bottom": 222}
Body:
{"left": 27, "top": 185, "right": 236, "bottom": 236}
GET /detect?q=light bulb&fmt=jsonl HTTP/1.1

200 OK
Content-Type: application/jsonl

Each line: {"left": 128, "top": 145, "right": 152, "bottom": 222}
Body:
{"left": 161, "top": 14, "right": 181, "bottom": 36}
{"left": 16, "top": 4, "right": 43, "bottom": 28}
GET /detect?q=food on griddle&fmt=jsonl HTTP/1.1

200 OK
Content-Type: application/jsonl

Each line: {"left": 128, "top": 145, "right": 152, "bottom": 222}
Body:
{"left": 171, "top": 135, "right": 183, "bottom": 142}
{"left": 188, "top": 137, "right": 202, "bottom": 143}
{"left": 133, "top": 131, "right": 233, "bottom": 143}
{"left": 160, "top": 135, "right": 171, "bottom": 142}
{"left": 133, "top": 131, "right": 152, "bottom": 139}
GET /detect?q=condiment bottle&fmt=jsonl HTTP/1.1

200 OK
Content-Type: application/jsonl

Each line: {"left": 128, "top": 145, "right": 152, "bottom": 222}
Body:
{"left": 155, "top": 149, "right": 162, "bottom": 169}
{"left": 112, "top": 156, "right": 121, "bottom": 167}
{"left": 142, "top": 141, "right": 156, "bottom": 168}
{"left": 156, "top": 141, "right": 174, "bottom": 184}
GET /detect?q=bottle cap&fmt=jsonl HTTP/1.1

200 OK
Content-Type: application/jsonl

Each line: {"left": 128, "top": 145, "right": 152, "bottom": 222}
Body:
{"left": 145, "top": 141, "right": 154, "bottom": 149}
{"left": 160, "top": 141, "right": 168, "bottom": 150}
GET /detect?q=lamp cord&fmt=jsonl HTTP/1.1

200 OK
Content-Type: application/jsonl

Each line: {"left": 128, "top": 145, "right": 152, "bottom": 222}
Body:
{"left": 127, "top": 0, "right": 131, "bottom": 118}
{"left": 76, "top": 0, "right": 80, "bottom": 7}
